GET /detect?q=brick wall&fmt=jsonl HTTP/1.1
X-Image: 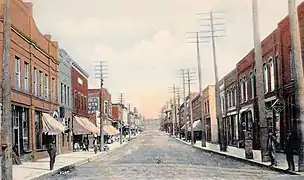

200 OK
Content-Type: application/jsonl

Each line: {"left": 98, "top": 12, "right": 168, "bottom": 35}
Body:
{"left": 71, "top": 66, "right": 88, "bottom": 117}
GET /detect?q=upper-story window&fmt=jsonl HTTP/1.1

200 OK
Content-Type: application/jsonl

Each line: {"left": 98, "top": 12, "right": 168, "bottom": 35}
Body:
{"left": 45, "top": 74, "right": 48, "bottom": 100}
{"left": 104, "top": 101, "right": 109, "bottom": 114}
{"left": 226, "top": 90, "right": 230, "bottom": 108}
{"left": 231, "top": 89, "right": 235, "bottom": 107}
{"left": 51, "top": 78, "right": 55, "bottom": 102}
{"left": 240, "top": 79, "right": 244, "bottom": 103}
{"left": 269, "top": 58, "right": 275, "bottom": 91}
{"left": 250, "top": 72, "right": 255, "bottom": 99}
{"left": 39, "top": 71, "right": 44, "bottom": 98}
{"left": 24, "top": 62, "right": 29, "bottom": 92}
{"left": 15, "top": 56, "right": 21, "bottom": 89}
{"left": 234, "top": 87, "right": 237, "bottom": 106}
{"left": 244, "top": 77, "right": 248, "bottom": 102}
{"left": 67, "top": 87, "right": 70, "bottom": 106}
{"left": 34, "top": 68, "right": 38, "bottom": 96}
{"left": 61, "top": 83, "right": 64, "bottom": 104}
{"left": 263, "top": 63, "right": 269, "bottom": 93}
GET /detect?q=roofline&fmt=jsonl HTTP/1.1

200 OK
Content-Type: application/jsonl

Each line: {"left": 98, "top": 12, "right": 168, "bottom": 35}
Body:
{"left": 71, "top": 60, "right": 89, "bottom": 78}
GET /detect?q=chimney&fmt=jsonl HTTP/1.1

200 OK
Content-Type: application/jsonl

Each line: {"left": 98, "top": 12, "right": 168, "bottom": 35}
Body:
{"left": 24, "top": 2, "right": 33, "bottom": 16}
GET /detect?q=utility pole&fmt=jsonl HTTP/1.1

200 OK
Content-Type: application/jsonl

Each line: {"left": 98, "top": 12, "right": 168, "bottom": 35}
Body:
{"left": 128, "top": 104, "right": 132, "bottom": 141}
{"left": 199, "top": 11, "right": 226, "bottom": 151}
{"left": 179, "top": 69, "right": 188, "bottom": 141}
{"left": 251, "top": 0, "right": 268, "bottom": 161}
{"left": 186, "top": 31, "right": 208, "bottom": 147}
{"left": 169, "top": 85, "right": 181, "bottom": 137}
{"left": 94, "top": 61, "right": 108, "bottom": 151}
{"left": 288, "top": 0, "right": 304, "bottom": 171}
{"left": 118, "top": 93, "right": 124, "bottom": 145}
{"left": 1, "top": 0, "right": 12, "bottom": 179}
{"left": 187, "top": 69, "right": 195, "bottom": 146}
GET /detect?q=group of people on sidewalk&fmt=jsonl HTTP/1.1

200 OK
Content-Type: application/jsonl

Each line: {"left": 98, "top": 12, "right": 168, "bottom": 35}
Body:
{"left": 267, "top": 130, "right": 297, "bottom": 171}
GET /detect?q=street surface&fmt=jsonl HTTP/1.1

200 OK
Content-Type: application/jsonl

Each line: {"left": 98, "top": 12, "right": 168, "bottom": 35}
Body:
{"left": 48, "top": 128, "right": 303, "bottom": 180}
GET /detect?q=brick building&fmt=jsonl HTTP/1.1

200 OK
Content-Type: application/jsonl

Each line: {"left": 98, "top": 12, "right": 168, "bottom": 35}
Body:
{"left": 71, "top": 61, "right": 99, "bottom": 144}
{"left": 202, "top": 86, "right": 217, "bottom": 143}
{"left": 0, "top": 0, "right": 65, "bottom": 161}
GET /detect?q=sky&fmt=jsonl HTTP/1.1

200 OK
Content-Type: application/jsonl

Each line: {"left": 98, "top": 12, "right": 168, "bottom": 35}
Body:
{"left": 25, "top": 0, "right": 302, "bottom": 119}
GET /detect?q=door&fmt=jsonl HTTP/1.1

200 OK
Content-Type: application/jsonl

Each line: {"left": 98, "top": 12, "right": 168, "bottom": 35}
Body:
{"left": 12, "top": 110, "right": 20, "bottom": 156}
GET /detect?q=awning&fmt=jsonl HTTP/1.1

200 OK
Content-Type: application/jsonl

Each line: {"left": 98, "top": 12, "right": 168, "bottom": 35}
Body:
{"left": 103, "top": 125, "right": 117, "bottom": 135}
{"left": 73, "top": 116, "right": 99, "bottom": 135}
{"left": 42, "top": 113, "right": 65, "bottom": 135}
{"left": 188, "top": 120, "right": 202, "bottom": 131}
{"left": 181, "top": 121, "right": 190, "bottom": 130}
{"left": 107, "top": 125, "right": 119, "bottom": 134}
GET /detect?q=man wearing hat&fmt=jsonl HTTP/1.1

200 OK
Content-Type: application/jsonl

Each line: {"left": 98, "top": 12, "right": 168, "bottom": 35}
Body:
{"left": 285, "top": 130, "right": 295, "bottom": 171}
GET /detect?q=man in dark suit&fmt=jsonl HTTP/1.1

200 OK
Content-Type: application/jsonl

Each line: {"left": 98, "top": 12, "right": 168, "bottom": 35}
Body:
{"left": 47, "top": 136, "right": 57, "bottom": 170}
{"left": 285, "top": 130, "right": 295, "bottom": 171}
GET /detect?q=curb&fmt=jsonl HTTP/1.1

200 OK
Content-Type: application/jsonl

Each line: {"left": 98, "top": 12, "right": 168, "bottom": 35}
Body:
{"left": 31, "top": 135, "right": 140, "bottom": 180}
{"left": 171, "top": 136, "right": 300, "bottom": 176}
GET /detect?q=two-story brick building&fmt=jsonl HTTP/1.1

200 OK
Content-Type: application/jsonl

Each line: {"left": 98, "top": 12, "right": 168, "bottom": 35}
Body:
{"left": 0, "top": 0, "right": 65, "bottom": 161}
{"left": 203, "top": 86, "right": 217, "bottom": 143}
{"left": 71, "top": 61, "right": 99, "bottom": 146}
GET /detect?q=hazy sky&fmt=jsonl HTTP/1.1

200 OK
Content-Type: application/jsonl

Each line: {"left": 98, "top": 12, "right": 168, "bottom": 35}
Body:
{"left": 26, "top": 0, "right": 302, "bottom": 118}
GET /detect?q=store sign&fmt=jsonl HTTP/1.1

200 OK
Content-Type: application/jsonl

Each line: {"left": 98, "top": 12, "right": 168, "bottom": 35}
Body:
{"left": 271, "top": 99, "right": 285, "bottom": 114}
{"left": 77, "top": 77, "right": 83, "bottom": 85}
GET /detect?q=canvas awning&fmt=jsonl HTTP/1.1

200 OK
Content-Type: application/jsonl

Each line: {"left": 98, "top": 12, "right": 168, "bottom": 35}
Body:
{"left": 103, "top": 125, "right": 118, "bottom": 135}
{"left": 42, "top": 113, "right": 65, "bottom": 135}
{"left": 73, "top": 116, "right": 99, "bottom": 135}
{"left": 181, "top": 121, "right": 190, "bottom": 130}
{"left": 107, "top": 125, "right": 119, "bottom": 134}
{"left": 188, "top": 120, "right": 202, "bottom": 131}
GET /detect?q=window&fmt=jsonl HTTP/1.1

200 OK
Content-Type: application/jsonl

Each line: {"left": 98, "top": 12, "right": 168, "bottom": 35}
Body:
{"left": 244, "top": 79, "right": 248, "bottom": 102}
{"left": 269, "top": 58, "right": 275, "bottom": 91}
{"left": 67, "top": 87, "right": 70, "bottom": 106}
{"left": 64, "top": 85, "right": 67, "bottom": 105}
{"left": 51, "top": 78, "right": 55, "bottom": 102}
{"left": 24, "top": 63, "right": 29, "bottom": 92}
{"left": 35, "top": 111, "right": 42, "bottom": 149}
{"left": 34, "top": 68, "right": 38, "bottom": 96}
{"left": 230, "top": 91, "right": 233, "bottom": 107}
{"left": 250, "top": 72, "right": 255, "bottom": 99}
{"left": 39, "top": 71, "right": 43, "bottom": 97}
{"left": 289, "top": 48, "right": 294, "bottom": 80}
{"left": 45, "top": 74, "right": 48, "bottom": 100}
{"left": 263, "top": 64, "right": 269, "bottom": 93}
{"left": 15, "top": 56, "right": 21, "bottom": 89}
{"left": 61, "top": 83, "right": 64, "bottom": 104}
{"left": 22, "top": 110, "right": 30, "bottom": 151}
{"left": 240, "top": 80, "right": 244, "bottom": 103}
{"left": 232, "top": 89, "right": 235, "bottom": 107}
{"left": 234, "top": 88, "right": 237, "bottom": 106}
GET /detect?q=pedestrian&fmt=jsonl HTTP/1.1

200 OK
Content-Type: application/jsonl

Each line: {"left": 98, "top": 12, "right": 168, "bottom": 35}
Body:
{"left": 93, "top": 136, "right": 98, "bottom": 154}
{"left": 285, "top": 130, "right": 295, "bottom": 171}
{"left": 47, "top": 136, "right": 57, "bottom": 170}
{"left": 267, "top": 131, "right": 278, "bottom": 166}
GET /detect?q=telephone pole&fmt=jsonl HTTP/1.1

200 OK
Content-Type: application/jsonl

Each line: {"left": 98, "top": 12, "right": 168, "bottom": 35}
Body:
{"left": 94, "top": 61, "right": 108, "bottom": 151}
{"left": 186, "top": 31, "right": 208, "bottom": 147}
{"left": 118, "top": 93, "right": 124, "bottom": 145}
{"left": 288, "top": 0, "right": 304, "bottom": 171}
{"left": 198, "top": 11, "right": 226, "bottom": 151}
{"left": 186, "top": 68, "right": 197, "bottom": 146}
{"left": 169, "top": 85, "right": 181, "bottom": 137}
{"left": 1, "top": 0, "right": 12, "bottom": 179}
{"left": 127, "top": 104, "right": 132, "bottom": 141}
{"left": 251, "top": 0, "right": 268, "bottom": 161}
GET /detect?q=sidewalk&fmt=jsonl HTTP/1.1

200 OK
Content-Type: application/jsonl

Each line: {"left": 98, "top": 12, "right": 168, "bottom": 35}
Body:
{"left": 173, "top": 137, "right": 303, "bottom": 176}
{"left": 13, "top": 134, "right": 139, "bottom": 180}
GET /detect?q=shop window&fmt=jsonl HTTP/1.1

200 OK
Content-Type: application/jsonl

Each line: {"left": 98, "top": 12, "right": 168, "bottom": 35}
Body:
{"left": 35, "top": 111, "right": 42, "bottom": 149}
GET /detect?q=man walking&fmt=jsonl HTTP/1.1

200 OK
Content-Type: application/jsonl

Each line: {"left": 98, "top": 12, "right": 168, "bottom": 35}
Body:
{"left": 285, "top": 130, "right": 295, "bottom": 171}
{"left": 47, "top": 137, "right": 57, "bottom": 170}
{"left": 267, "top": 131, "right": 278, "bottom": 166}
{"left": 93, "top": 136, "right": 98, "bottom": 154}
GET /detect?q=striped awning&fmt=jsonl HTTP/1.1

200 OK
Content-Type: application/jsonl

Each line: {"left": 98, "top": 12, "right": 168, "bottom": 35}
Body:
{"left": 103, "top": 125, "right": 117, "bottom": 135}
{"left": 181, "top": 121, "right": 190, "bottom": 130}
{"left": 188, "top": 120, "right": 202, "bottom": 131}
{"left": 42, "top": 113, "right": 65, "bottom": 135}
{"left": 73, "top": 116, "right": 99, "bottom": 135}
